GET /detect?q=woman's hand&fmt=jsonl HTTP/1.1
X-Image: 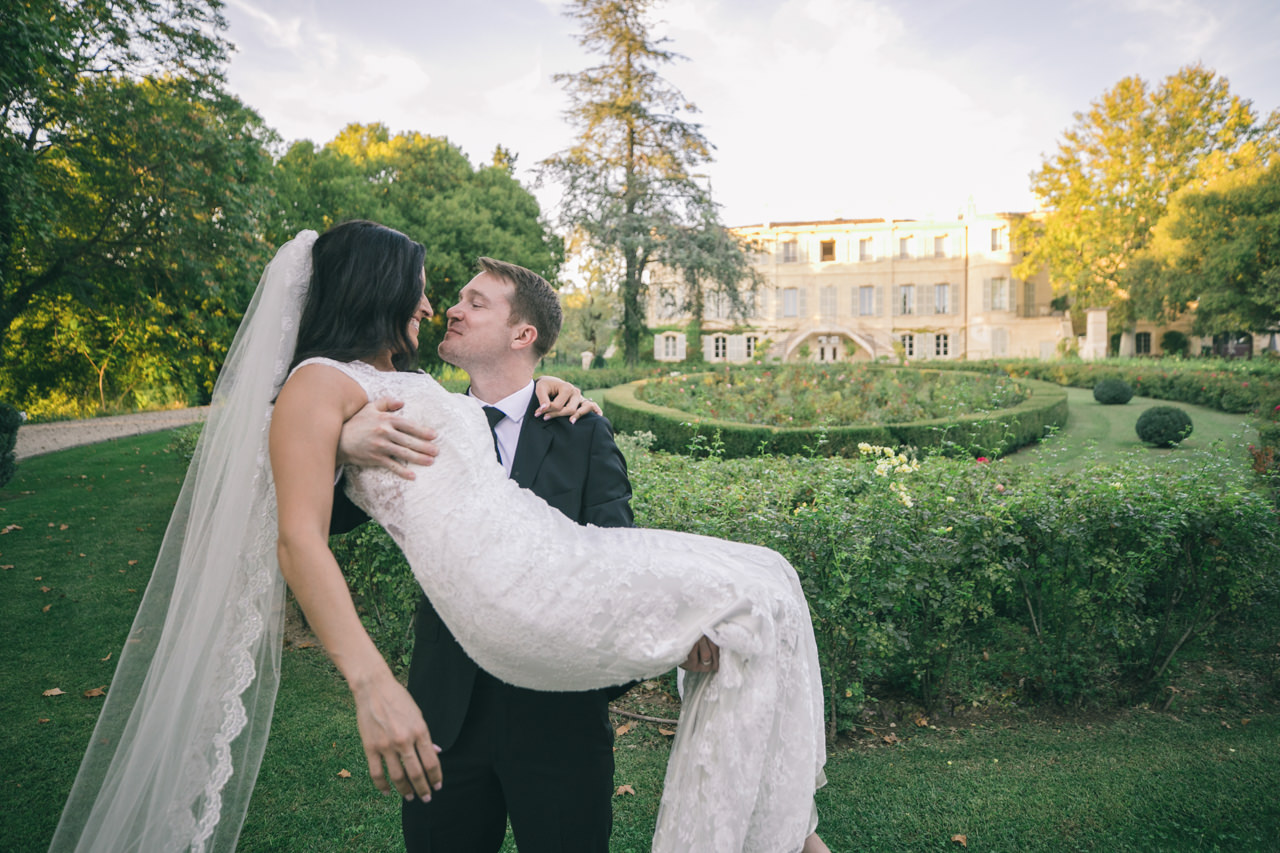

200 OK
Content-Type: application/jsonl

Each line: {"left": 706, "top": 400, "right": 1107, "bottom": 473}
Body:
{"left": 534, "top": 376, "right": 602, "bottom": 422}
{"left": 352, "top": 671, "right": 443, "bottom": 801}
{"left": 337, "top": 397, "right": 440, "bottom": 480}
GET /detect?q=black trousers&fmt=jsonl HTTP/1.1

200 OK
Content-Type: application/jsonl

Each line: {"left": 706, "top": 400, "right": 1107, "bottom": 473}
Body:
{"left": 402, "top": 669, "right": 615, "bottom": 853}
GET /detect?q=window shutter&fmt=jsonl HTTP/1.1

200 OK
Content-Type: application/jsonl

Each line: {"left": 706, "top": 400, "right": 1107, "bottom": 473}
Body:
{"left": 876, "top": 285, "right": 885, "bottom": 316}
{"left": 982, "top": 279, "right": 991, "bottom": 312}
{"left": 1009, "top": 279, "right": 1018, "bottom": 314}
{"left": 798, "top": 287, "right": 809, "bottom": 317}
{"left": 702, "top": 335, "right": 715, "bottom": 361}
{"left": 676, "top": 335, "right": 687, "bottom": 360}
{"left": 728, "top": 336, "right": 746, "bottom": 361}
{"left": 919, "top": 284, "right": 932, "bottom": 316}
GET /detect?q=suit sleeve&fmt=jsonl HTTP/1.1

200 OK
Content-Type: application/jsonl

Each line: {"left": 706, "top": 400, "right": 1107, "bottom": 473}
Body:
{"left": 580, "top": 415, "right": 634, "bottom": 529}
{"left": 329, "top": 475, "right": 371, "bottom": 535}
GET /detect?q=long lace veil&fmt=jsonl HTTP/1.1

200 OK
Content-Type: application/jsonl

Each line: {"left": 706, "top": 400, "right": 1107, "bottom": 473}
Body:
{"left": 49, "top": 230, "right": 319, "bottom": 852}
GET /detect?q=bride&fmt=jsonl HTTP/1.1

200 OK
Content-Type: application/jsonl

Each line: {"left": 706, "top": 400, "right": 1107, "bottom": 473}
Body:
{"left": 51, "top": 222, "right": 828, "bottom": 852}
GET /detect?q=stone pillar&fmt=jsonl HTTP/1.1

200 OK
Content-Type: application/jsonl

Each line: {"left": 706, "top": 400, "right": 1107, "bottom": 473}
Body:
{"left": 1082, "top": 308, "right": 1109, "bottom": 360}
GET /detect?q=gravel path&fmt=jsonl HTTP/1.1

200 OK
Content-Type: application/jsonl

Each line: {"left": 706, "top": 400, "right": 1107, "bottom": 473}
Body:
{"left": 14, "top": 407, "right": 209, "bottom": 460}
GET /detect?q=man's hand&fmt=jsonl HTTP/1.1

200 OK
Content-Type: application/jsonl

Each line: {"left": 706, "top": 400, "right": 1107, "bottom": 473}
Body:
{"left": 352, "top": 672, "right": 443, "bottom": 801}
{"left": 679, "top": 635, "right": 720, "bottom": 673}
{"left": 534, "top": 376, "right": 602, "bottom": 423}
{"left": 338, "top": 397, "right": 440, "bottom": 480}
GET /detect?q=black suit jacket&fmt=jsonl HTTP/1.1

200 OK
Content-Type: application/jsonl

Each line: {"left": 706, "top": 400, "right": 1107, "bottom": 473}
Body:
{"left": 335, "top": 393, "right": 635, "bottom": 751}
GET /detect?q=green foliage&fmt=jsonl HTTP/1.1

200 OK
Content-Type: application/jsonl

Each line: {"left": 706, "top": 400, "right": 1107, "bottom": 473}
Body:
{"left": 328, "top": 524, "right": 421, "bottom": 669}
{"left": 541, "top": 0, "right": 749, "bottom": 365}
{"left": 1161, "top": 329, "right": 1190, "bottom": 356}
{"left": 1092, "top": 378, "right": 1134, "bottom": 404}
{"left": 1, "top": 1, "right": 274, "bottom": 414}
{"left": 927, "top": 357, "right": 1280, "bottom": 419}
{"left": 626, "top": 444, "right": 1279, "bottom": 730}
{"left": 266, "top": 125, "right": 563, "bottom": 367}
{"left": 603, "top": 369, "right": 1068, "bottom": 459}
{"left": 1135, "top": 406, "right": 1194, "bottom": 447}
{"left": 1014, "top": 64, "right": 1279, "bottom": 330}
{"left": 638, "top": 365, "right": 1029, "bottom": 426}
{"left": 1143, "top": 158, "right": 1280, "bottom": 337}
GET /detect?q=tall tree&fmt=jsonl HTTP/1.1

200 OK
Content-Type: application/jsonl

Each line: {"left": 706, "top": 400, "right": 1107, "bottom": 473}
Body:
{"left": 1138, "top": 155, "right": 1280, "bottom": 337}
{"left": 0, "top": 0, "right": 275, "bottom": 412}
{"left": 0, "top": 74, "right": 274, "bottom": 412}
{"left": 541, "top": 0, "right": 750, "bottom": 365}
{"left": 1015, "top": 65, "right": 1279, "bottom": 332}
{"left": 268, "top": 125, "right": 563, "bottom": 363}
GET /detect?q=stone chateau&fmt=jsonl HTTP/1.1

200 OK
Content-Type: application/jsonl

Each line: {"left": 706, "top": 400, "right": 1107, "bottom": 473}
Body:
{"left": 646, "top": 212, "right": 1204, "bottom": 364}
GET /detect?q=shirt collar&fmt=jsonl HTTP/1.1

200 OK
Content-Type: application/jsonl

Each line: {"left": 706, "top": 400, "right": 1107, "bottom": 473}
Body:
{"left": 471, "top": 380, "right": 535, "bottom": 424}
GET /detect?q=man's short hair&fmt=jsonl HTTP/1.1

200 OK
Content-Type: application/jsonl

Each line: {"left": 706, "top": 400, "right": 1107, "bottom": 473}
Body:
{"left": 478, "top": 257, "right": 562, "bottom": 359}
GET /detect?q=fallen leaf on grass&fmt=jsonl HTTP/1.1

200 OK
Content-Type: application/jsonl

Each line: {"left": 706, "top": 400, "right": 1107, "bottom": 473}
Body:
{"left": 84, "top": 686, "right": 106, "bottom": 698}
{"left": 100, "top": 652, "right": 112, "bottom": 662}
{"left": 60, "top": 524, "right": 68, "bottom": 531}
{"left": 913, "top": 714, "right": 929, "bottom": 727}
{"left": 43, "top": 688, "right": 66, "bottom": 697}
{"left": 128, "top": 560, "right": 138, "bottom": 566}
{"left": 1, "top": 524, "right": 22, "bottom": 534}
{"left": 881, "top": 733, "right": 901, "bottom": 745}
{"left": 951, "top": 834, "right": 968, "bottom": 847}
{"left": 293, "top": 641, "right": 315, "bottom": 650}
{"left": 337, "top": 769, "right": 352, "bottom": 778}
{"left": 37, "top": 718, "right": 50, "bottom": 724}
{"left": 42, "top": 604, "right": 52, "bottom": 612}
{"left": 615, "top": 722, "right": 633, "bottom": 737}
{"left": 40, "top": 586, "right": 51, "bottom": 593}
{"left": 658, "top": 727, "right": 677, "bottom": 737}
{"left": 615, "top": 785, "right": 635, "bottom": 796}
{"left": 1, "top": 565, "right": 13, "bottom": 570}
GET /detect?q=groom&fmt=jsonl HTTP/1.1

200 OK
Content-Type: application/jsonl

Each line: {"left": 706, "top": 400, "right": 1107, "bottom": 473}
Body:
{"left": 335, "top": 257, "right": 717, "bottom": 852}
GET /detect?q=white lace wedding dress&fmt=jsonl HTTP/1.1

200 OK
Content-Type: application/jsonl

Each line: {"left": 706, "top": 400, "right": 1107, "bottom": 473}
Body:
{"left": 304, "top": 358, "right": 828, "bottom": 852}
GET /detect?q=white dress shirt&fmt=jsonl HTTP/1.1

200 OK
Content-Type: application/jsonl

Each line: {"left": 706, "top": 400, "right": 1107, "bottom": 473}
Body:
{"left": 471, "top": 380, "right": 534, "bottom": 477}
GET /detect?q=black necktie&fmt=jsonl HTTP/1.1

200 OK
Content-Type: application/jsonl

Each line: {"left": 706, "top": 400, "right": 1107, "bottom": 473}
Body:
{"left": 482, "top": 406, "right": 504, "bottom": 464}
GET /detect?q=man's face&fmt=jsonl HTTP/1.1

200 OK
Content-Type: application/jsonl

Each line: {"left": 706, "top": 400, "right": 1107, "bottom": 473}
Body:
{"left": 438, "top": 272, "right": 524, "bottom": 370}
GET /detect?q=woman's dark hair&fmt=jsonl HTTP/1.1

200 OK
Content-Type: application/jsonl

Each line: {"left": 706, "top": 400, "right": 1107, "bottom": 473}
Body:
{"left": 291, "top": 220, "right": 427, "bottom": 372}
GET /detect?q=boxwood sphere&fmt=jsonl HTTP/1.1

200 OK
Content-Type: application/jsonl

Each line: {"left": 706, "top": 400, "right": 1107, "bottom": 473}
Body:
{"left": 1093, "top": 377, "right": 1135, "bottom": 405}
{"left": 1135, "top": 405, "right": 1194, "bottom": 447}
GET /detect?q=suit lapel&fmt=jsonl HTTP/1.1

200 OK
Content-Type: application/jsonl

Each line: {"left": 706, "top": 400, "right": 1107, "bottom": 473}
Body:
{"left": 509, "top": 395, "right": 551, "bottom": 489}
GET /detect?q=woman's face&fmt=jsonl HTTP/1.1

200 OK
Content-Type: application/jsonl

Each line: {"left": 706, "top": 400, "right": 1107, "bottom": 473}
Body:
{"left": 408, "top": 276, "right": 433, "bottom": 348}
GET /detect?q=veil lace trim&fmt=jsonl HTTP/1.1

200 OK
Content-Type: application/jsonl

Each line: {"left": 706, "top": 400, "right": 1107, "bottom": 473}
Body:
{"left": 49, "top": 231, "right": 318, "bottom": 852}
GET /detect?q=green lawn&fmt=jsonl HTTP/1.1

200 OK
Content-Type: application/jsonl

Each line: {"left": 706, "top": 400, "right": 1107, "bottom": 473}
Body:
{"left": 3, "top": 431, "right": 1278, "bottom": 851}
{"left": 1004, "top": 387, "right": 1258, "bottom": 471}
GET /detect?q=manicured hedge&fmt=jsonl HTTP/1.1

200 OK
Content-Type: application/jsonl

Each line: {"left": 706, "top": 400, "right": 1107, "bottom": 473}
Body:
{"left": 623, "top": 439, "right": 1280, "bottom": 731}
{"left": 600, "top": 370, "right": 1068, "bottom": 459}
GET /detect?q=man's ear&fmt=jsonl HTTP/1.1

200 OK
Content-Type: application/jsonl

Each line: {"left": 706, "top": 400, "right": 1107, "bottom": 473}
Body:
{"left": 510, "top": 322, "right": 539, "bottom": 354}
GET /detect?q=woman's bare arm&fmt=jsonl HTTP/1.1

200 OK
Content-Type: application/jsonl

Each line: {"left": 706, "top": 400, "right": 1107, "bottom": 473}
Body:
{"left": 270, "top": 363, "right": 442, "bottom": 800}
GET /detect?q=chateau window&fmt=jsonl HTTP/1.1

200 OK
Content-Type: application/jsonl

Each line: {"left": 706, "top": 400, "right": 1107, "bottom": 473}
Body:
{"left": 990, "top": 227, "right": 1006, "bottom": 252}
{"left": 991, "top": 327, "right": 1008, "bottom": 357}
{"left": 1136, "top": 332, "right": 1151, "bottom": 355}
{"left": 782, "top": 288, "right": 799, "bottom": 317}
{"left": 859, "top": 285, "right": 875, "bottom": 316}
{"left": 820, "top": 285, "right": 837, "bottom": 318}
{"left": 935, "top": 333, "right": 950, "bottom": 357}
{"left": 934, "top": 283, "right": 950, "bottom": 315}
{"left": 713, "top": 335, "right": 727, "bottom": 359}
{"left": 820, "top": 239, "right": 836, "bottom": 262}
{"left": 859, "top": 237, "right": 874, "bottom": 261}
{"left": 900, "top": 333, "right": 915, "bottom": 358}
{"left": 782, "top": 240, "right": 799, "bottom": 263}
{"left": 989, "top": 277, "right": 1009, "bottom": 311}
{"left": 746, "top": 336, "right": 758, "bottom": 358}
{"left": 898, "top": 284, "right": 915, "bottom": 316}
{"left": 899, "top": 236, "right": 912, "bottom": 259}
{"left": 662, "top": 335, "right": 677, "bottom": 358}
{"left": 934, "top": 235, "right": 947, "bottom": 257}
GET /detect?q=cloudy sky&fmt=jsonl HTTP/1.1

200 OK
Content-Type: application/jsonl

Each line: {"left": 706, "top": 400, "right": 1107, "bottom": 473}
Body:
{"left": 221, "top": 0, "right": 1280, "bottom": 227}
